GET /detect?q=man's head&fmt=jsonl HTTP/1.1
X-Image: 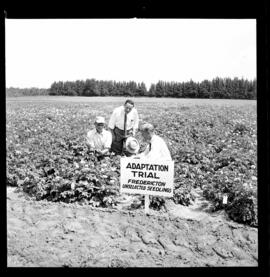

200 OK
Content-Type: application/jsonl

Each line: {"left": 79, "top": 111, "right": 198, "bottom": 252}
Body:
{"left": 94, "top": 116, "right": 105, "bottom": 133}
{"left": 124, "top": 99, "right": 135, "bottom": 114}
{"left": 125, "top": 137, "right": 140, "bottom": 155}
{"left": 140, "top": 123, "right": 154, "bottom": 142}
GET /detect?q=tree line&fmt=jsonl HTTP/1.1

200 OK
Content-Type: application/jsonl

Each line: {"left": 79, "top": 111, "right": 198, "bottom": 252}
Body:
{"left": 148, "top": 78, "right": 256, "bottom": 99}
{"left": 6, "top": 87, "right": 49, "bottom": 97}
{"left": 6, "top": 77, "right": 256, "bottom": 99}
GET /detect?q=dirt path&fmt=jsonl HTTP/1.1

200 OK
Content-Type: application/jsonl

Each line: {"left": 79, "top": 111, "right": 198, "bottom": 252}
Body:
{"left": 7, "top": 187, "right": 258, "bottom": 267}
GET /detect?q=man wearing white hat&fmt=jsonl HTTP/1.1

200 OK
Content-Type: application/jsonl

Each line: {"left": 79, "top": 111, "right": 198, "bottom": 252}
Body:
{"left": 86, "top": 116, "right": 112, "bottom": 158}
{"left": 125, "top": 137, "right": 140, "bottom": 156}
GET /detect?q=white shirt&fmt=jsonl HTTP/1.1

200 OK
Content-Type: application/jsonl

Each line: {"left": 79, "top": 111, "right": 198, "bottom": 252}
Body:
{"left": 108, "top": 106, "right": 139, "bottom": 131}
{"left": 86, "top": 129, "right": 112, "bottom": 150}
{"left": 139, "top": 134, "right": 172, "bottom": 161}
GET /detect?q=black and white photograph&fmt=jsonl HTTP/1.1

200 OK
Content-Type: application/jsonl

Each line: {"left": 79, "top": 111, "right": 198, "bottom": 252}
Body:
{"left": 6, "top": 18, "right": 258, "bottom": 267}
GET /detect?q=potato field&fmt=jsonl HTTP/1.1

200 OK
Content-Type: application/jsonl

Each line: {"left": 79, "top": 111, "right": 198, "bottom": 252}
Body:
{"left": 6, "top": 97, "right": 258, "bottom": 267}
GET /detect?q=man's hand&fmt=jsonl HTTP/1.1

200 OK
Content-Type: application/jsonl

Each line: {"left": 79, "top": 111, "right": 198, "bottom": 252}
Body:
{"left": 86, "top": 139, "right": 95, "bottom": 150}
{"left": 87, "top": 144, "right": 95, "bottom": 153}
{"left": 95, "top": 148, "right": 110, "bottom": 156}
{"left": 126, "top": 129, "right": 135, "bottom": 138}
{"left": 95, "top": 150, "right": 102, "bottom": 156}
{"left": 132, "top": 129, "right": 137, "bottom": 137}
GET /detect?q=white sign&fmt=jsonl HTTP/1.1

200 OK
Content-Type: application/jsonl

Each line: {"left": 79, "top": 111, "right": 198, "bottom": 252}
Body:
{"left": 120, "top": 158, "right": 174, "bottom": 197}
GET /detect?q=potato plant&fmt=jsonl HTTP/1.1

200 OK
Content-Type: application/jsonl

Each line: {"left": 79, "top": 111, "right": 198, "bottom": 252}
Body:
{"left": 6, "top": 99, "right": 257, "bottom": 226}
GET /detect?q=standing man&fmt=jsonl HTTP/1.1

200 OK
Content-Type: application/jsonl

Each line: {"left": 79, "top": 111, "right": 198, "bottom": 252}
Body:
{"left": 136, "top": 123, "right": 172, "bottom": 160}
{"left": 108, "top": 99, "right": 139, "bottom": 156}
{"left": 86, "top": 116, "right": 112, "bottom": 159}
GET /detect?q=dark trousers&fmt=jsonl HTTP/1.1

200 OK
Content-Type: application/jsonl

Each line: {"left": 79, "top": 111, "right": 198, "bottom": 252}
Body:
{"left": 111, "top": 127, "right": 133, "bottom": 156}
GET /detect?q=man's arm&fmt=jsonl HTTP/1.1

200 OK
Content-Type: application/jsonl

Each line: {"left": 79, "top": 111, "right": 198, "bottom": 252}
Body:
{"left": 108, "top": 109, "right": 116, "bottom": 140}
{"left": 108, "top": 109, "right": 116, "bottom": 131}
{"left": 108, "top": 128, "right": 115, "bottom": 142}
{"left": 86, "top": 132, "right": 95, "bottom": 150}
{"left": 132, "top": 109, "right": 139, "bottom": 136}
{"left": 160, "top": 139, "right": 172, "bottom": 161}
{"left": 99, "top": 131, "right": 112, "bottom": 155}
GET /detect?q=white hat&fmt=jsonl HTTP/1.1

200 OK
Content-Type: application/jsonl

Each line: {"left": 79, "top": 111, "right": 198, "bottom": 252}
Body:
{"left": 125, "top": 137, "right": 140, "bottom": 154}
{"left": 95, "top": 116, "right": 105, "bottom": 124}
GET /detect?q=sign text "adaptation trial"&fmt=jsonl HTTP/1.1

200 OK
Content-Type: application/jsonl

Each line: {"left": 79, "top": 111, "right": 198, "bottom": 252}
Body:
{"left": 126, "top": 162, "right": 169, "bottom": 179}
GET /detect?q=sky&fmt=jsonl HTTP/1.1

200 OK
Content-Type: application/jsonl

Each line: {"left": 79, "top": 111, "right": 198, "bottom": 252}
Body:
{"left": 5, "top": 19, "right": 256, "bottom": 89}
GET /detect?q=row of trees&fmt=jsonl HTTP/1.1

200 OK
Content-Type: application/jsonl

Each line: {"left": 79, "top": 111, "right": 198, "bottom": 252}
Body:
{"left": 6, "top": 77, "right": 256, "bottom": 99}
{"left": 6, "top": 87, "right": 49, "bottom": 97}
{"left": 149, "top": 78, "right": 257, "bottom": 99}
{"left": 48, "top": 77, "right": 256, "bottom": 99}
{"left": 49, "top": 80, "right": 148, "bottom": 97}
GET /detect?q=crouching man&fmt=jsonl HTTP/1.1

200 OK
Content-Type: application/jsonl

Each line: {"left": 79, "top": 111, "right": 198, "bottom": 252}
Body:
{"left": 135, "top": 123, "right": 172, "bottom": 161}
{"left": 86, "top": 116, "right": 112, "bottom": 159}
{"left": 131, "top": 123, "right": 172, "bottom": 210}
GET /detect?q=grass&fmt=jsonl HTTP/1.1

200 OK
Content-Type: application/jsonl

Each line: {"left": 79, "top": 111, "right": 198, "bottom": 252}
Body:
{"left": 6, "top": 96, "right": 256, "bottom": 106}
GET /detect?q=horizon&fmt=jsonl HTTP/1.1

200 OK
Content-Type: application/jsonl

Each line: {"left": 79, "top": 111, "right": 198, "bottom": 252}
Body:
{"left": 6, "top": 75, "right": 257, "bottom": 90}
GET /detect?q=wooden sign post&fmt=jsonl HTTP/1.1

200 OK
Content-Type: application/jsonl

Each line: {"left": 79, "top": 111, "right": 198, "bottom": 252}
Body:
{"left": 144, "top": 194, "right": 150, "bottom": 215}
